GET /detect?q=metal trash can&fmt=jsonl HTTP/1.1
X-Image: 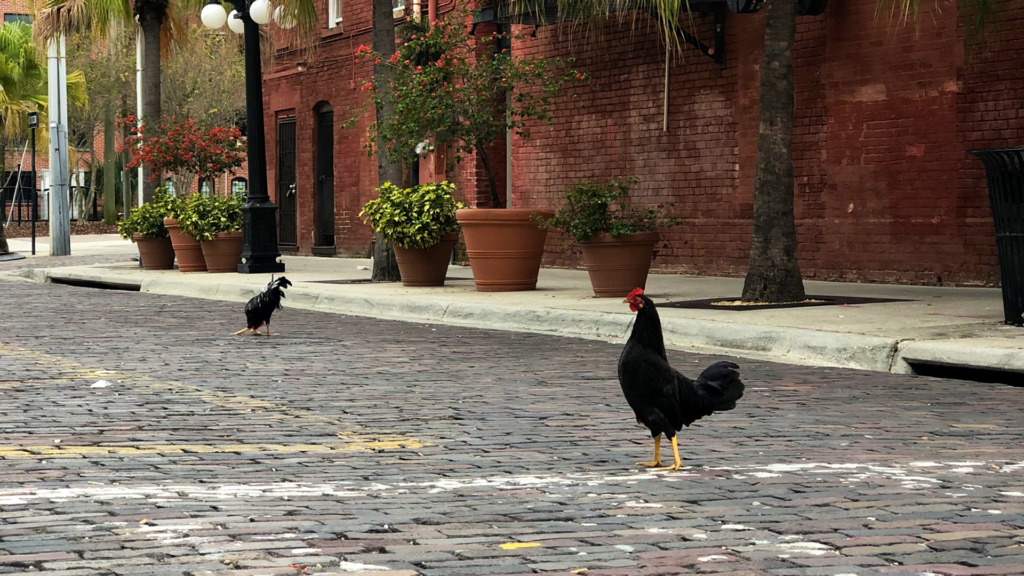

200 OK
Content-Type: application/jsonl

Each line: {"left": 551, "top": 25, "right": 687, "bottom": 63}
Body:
{"left": 971, "top": 148, "right": 1024, "bottom": 326}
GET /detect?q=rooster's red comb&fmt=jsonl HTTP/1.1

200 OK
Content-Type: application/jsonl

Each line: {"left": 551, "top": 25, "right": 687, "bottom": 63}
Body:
{"left": 627, "top": 287, "right": 644, "bottom": 299}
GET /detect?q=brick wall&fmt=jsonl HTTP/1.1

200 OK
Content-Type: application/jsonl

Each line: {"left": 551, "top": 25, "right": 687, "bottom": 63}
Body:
{"left": 265, "top": 0, "right": 1023, "bottom": 285}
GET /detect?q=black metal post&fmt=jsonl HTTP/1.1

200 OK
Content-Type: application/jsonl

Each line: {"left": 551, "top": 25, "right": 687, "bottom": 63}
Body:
{"left": 29, "top": 114, "right": 37, "bottom": 255}
{"left": 233, "top": 2, "right": 284, "bottom": 274}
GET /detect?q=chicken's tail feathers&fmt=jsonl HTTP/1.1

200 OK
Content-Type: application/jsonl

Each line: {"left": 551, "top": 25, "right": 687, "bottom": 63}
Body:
{"left": 268, "top": 276, "right": 292, "bottom": 298}
{"left": 696, "top": 360, "right": 744, "bottom": 412}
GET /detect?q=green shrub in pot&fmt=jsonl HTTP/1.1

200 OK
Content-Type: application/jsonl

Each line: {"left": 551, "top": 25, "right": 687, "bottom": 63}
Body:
{"left": 177, "top": 193, "right": 244, "bottom": 242}
{"left": 360, "top": 181, "right": 465, "bottom": 250}
{"left": 542, "top": 177, "right": 679, "bottom": 247}
{"left": 117, "top": 190, "right": 173, "bottom": 241}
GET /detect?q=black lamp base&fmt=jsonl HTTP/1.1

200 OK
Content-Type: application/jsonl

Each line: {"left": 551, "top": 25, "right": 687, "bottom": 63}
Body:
{"left": 237, "top": 199, "right": 285, "bottom": 274}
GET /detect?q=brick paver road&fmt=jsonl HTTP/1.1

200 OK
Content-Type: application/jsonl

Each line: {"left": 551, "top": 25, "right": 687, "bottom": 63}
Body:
{"left": 1, "top": 277, "right": 1023, "bottom": 576}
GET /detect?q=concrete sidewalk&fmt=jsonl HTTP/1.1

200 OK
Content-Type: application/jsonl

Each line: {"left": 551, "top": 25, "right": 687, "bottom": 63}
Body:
{"left": 6, "top": 240, "right": 1023, "bottom": 377}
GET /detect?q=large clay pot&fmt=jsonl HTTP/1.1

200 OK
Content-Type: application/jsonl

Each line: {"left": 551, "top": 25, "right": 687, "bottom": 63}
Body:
{"left": 580, "top": 231, "right": 659, "bottom": 298}
{"left": 164, "top": 217, "right": 207, "bottom": 272}
{"left": 393, "top": 233, "right": 459, "bottom": 287}
{"left": 456, "top": 208, "right": 554, "bottom": 292}
{"left": 200, "top": 231, "right": 244, "bottom": 273}
{"left": 132, "top": 234, "right": 175, "bottom": 270}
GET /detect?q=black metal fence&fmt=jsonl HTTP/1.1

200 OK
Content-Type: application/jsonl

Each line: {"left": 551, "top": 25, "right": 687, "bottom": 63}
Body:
{"left": 971, "top": 148, "right": 1024, "bottom": 326}
{"left": 0, "top": 171, "right": 37, "bottom": 225}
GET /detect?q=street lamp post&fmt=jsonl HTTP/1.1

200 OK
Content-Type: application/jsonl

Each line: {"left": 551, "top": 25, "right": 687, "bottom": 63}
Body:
{"left": 202, "top": 0, "right": 287, "bottom": 274}
{"left": 28, "top": 111, "right": 37, "bottom": 256}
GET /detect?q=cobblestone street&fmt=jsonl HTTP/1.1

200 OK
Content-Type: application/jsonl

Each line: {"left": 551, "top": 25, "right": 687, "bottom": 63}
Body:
{"left": 1, "top": 277, "right": 1023, "bottom": 576}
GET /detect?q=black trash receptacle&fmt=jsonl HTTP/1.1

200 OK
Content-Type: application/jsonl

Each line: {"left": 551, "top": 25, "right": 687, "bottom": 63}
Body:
{"left": 971, "top": 148, "right": 1024, "bottom": 326}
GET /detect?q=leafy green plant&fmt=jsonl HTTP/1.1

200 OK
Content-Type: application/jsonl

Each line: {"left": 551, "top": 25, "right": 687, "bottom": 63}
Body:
{"left": 353, "top": 10, "right": 587, "bottom": 208}
{"left": 177, "top": 193, "right": 244, "bottom": 242}
{"left": 360, "top": 181, "right": 465, "bottom": 250}
{"left": 117, "top": 189, "right": 174, "bottom": 241}
{"left": 543, "top": 178, "right": 679, "bottom": 246}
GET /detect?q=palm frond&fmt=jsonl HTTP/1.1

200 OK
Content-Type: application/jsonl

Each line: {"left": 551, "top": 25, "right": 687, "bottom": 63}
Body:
{"left": 33, "top": 0, "right": 132, "bottom": 44}
{"left": 272, "top": 0, "right": 320, "bottom": 61}
{"left": 875, "top": 0, "right": 991, "bottom": 32}
{"left": 508, "top": 0, "right": 694, "bottom": 54}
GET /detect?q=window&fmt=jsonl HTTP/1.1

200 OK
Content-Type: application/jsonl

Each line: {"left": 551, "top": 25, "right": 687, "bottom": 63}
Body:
{"left": 393, "top": 0, "right": 404, "bottom": 16}
{"left": 199, "top": 178, "right": 214, "bottom": 196}
{"left": 163, "top": 178, "right": 176, "bottom": 197}
{"left": 4, "top": 14, "right": 31, "bottom": 24}
{"left": 328, "top": 0, "right": 342, "bottom": 28}
{"left": 231, "top": 177, "right": 248, "bottom": 196}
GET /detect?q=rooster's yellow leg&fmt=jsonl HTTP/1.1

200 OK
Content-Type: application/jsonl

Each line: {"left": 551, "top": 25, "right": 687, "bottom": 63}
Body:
{"left": 231, "top": 328, "right": 250, "bottom": 336}
{"left": 655, "top": 436, "right": 682, "bottom": 471}
{"left": 637, "top": 434, "right": 663, "bottom": 467}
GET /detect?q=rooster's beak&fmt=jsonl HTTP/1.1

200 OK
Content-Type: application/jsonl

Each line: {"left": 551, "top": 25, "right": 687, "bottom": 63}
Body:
{"left": 622, "top": 299, "right": 630, "bottom": 304}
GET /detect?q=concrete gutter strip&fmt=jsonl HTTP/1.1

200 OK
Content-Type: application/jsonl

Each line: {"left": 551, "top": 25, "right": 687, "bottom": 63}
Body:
{"left": 894, "top": 339, "right": 1024, "bottom": 374}
{"left": 659, "top": 317, "right": 898, "bottom": 373}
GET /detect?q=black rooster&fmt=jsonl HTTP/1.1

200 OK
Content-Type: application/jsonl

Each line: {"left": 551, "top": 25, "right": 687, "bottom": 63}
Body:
{"left": 232, "top": 276, "right": 292, "bottom": 337}
{"left": 618, "top": 288, "right": 744, "bottom": 470}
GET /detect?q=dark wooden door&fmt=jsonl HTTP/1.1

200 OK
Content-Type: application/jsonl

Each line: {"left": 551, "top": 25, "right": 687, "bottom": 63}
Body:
{"left": 277, "top": 117, "right": 297, "bottom": 247}
{"left": 315, "top": 109, "right": 335, "bottom": 248}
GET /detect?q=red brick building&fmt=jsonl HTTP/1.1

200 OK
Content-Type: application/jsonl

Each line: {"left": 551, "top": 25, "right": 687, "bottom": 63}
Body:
{"left": 263, "top": 0, "right": 1024, "bottom": 285}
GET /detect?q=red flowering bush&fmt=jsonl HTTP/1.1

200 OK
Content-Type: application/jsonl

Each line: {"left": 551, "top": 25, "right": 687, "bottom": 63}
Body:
{"left": 353, "top": 11, "right": 587, "bottom": 208}
{"left": 122, "top": 115, "right": 246, "bottom": 182}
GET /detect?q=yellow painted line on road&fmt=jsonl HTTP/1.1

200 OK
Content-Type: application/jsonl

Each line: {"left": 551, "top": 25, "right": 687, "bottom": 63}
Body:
{"left": 0, "top": 378, "right": 80, "bottom": 388}
{"left": 500, "top": 542, "right": 542, "bottom": 550}
{"left": 0, "top": 343, "right": 423, "bottom": 452}
{"left": 0, "top": 442, "right": 405, "bottom": 459}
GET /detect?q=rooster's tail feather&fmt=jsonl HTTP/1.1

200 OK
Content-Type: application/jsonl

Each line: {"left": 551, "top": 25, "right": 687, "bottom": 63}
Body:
{"left": 696, "top": 361, "right": 744, "bottom": 413}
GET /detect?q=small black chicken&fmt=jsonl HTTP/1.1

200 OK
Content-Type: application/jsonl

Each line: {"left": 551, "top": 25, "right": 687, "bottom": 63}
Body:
{"left": 619, "top": 288, "right": 744, "bottom": 470}
{"left": 232, "top": 276, "right": 292, "bottom": 337}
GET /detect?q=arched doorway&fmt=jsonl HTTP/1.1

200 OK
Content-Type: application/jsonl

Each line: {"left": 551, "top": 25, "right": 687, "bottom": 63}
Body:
{"left": 313, "top": 102, "right": 335, "bottom": 253}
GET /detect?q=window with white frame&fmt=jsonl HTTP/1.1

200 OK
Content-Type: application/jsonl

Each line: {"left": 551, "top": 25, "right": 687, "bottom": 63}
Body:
{"left": 328, "top": 0, "right": 342, "bottom": 28}
{"left": 392, "top": 0, "right": 404, "bottom": 16}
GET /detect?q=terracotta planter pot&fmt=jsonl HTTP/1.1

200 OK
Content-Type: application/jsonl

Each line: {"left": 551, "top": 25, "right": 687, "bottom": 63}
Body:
{"left": 132, "top": 234, "right": 175, "bottom": 270}
{"left": 456, "top": 208, "right": 554, "bottom": 292}
{"left": 393, "top": 233, "right": 459, "bottom": 287}
{"left": 200, "top": 231, "right": 244, "bottom": 273}
{"left": 164, "top": 217, "right": 207, "bottom": 272}
{"left": 580, "top": 231, "right": 659, "bottom": 298}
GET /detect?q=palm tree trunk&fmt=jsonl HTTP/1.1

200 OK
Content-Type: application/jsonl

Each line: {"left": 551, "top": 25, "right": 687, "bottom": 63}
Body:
{"left": 120, "top": 92, "right": 132, "bottom": 218}
{"left": 371, "top": 0, "right": 401, "bottom": 282}
{"left": 139, "top": 14, "right": 162, "bottom": 205}
{"left": 103, "top": 30, "right": 117, "bottom": 225}
{"left": 740, "top": 0, "right": 806, "bottom": 303}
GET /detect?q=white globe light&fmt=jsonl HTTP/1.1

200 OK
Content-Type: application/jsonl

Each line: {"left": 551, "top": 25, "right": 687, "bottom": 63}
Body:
{"left": 200, "top": 2, "right": 227, "bottom": 29}
{"left": 249, "top": 0, "right": 272, "bottom": 25}
{"left": 273, "top": 5, "right": 297, "bottom": 29}
{"left": 227, "top": 10, "right": 245, "bottom": 33}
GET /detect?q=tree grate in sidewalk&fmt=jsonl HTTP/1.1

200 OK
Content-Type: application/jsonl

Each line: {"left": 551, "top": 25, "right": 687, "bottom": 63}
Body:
{"left": 658, "top": 295, "right": 912, "bottom": 311}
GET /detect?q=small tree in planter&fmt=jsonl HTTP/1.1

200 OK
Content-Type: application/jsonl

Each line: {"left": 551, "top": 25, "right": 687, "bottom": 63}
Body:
{"left": 122, "top": 115, "right": 246, "bottom": 196}
{"left": 356, "top": 13, "right": 585, "bottom": 208}
{"left": 354, "top": 13, "right": 586, "bottom": 292}
{"left": 122, "top": 116, "right": 245, "bottom": 272}
{"left": 117, "top": 190, "right": 175, "bottom": 270}
{"left": 545, "top": 178, "right": 679, "bottom": 297}
{"left": 178, "top": 193, "right": 245, "bottom": 273}
{"left": 361, "top": 181, "right": 465, "bottom": 287}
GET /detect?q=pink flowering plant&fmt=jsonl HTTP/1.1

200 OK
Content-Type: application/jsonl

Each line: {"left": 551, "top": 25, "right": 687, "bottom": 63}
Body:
{"left": 353, "top": 11, "right": 587, "bottom": 208}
